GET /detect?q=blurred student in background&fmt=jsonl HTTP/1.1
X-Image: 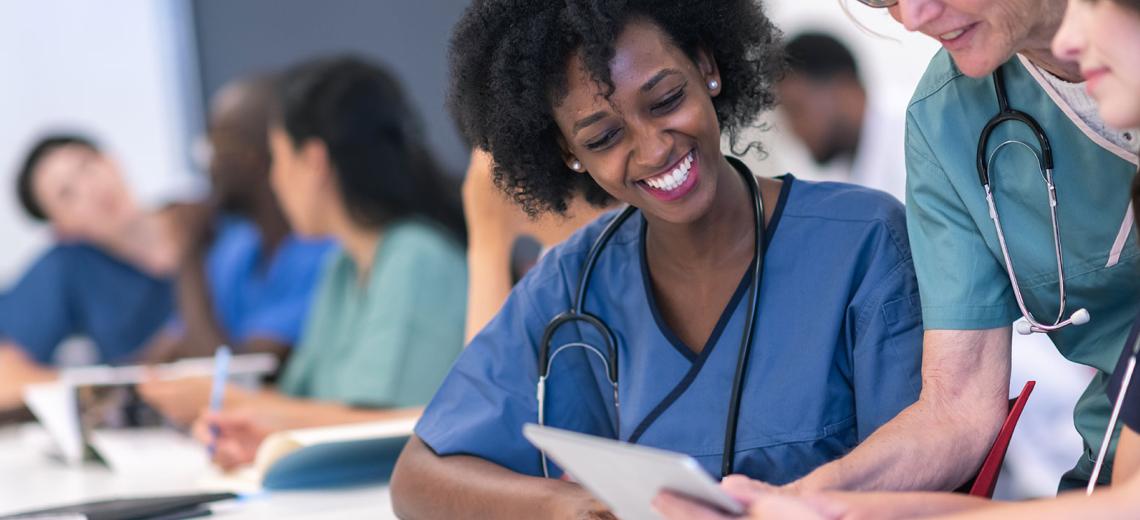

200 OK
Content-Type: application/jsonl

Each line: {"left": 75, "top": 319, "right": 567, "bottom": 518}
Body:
{"left": 144, "top": 74, "right": 330, "bottom": 364}
{"left": 139, "top": 74, "right": 332, "bottom": 425}
{"left": 0, "top": 134, "right": 184, "bottom": 408}
{"left": 185, "top": 55, "right": 468, "bottom": 471}
{"left": 777, "top": 32, "right": 905, "bottom": 201}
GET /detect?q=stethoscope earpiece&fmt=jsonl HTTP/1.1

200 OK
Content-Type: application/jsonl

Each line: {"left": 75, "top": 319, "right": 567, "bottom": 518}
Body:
{"left": 1070, "top": 308, "right": 1091, "bottom": 326}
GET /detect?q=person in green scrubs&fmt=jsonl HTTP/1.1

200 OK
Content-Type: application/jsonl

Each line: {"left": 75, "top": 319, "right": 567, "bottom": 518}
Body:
{"left": 655, "top": 0, "right": 1139, "bottom": 504}
{"left": 188, "top": 56, "right": 468, "bottom": 470}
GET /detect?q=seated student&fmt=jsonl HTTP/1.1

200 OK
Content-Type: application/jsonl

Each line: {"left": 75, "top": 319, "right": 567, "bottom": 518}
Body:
{"left": 178, "top": 56, "right": 468, "bottom": 470}
{"left": 388, "top": 1, "right": 924, "bottom": 517}
{"left": 138, "top": 74, "right": 332, "bottom": 425}
{"left": 0, "top": 135, "right": 183, "bottom": 408}
{"left": 655, "top": 0, "right": 1140, "bottom": 518}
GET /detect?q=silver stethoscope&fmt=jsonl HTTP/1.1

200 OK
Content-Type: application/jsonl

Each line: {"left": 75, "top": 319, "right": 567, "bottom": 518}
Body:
{"left": 536, "top": 160, "right": 765, "bottom": 479}
{"left": 978, "top": 68, "right": 1090, "bottom": 336}
{"left": 980, "top": 69, "right": 1136, "bottom": 494}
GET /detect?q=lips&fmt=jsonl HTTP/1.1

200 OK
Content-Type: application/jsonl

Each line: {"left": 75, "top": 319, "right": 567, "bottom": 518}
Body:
{"left": 932, "top": 22, "right": 978, "bottom": 51}
{"left": 1083, "top": 68, "right": 1109, "bottom": 94}
{"left": 638, "top": 150, "right": 699, "bottom": 202}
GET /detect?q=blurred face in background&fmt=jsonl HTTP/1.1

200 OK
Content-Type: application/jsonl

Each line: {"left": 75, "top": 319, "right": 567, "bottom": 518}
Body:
{"left": 268, "top": 125, "right": 331, "bottom": 237}
{"left": 875, "top": 0, "right": 1061, "bottom": 78}
{"left": 777, "top": 73, "right": 860, "bottom": 164}
{"left": 1053, "top": 0, "right": 1140, "bottom": 129}
{"left": 32, "top": 144, "right": 138, "bottom": 241}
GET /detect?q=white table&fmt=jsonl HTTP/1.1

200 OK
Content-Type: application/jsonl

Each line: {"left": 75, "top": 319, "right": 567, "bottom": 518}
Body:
{"left": 0, "top": 424, "right": 398, "bottom": 519}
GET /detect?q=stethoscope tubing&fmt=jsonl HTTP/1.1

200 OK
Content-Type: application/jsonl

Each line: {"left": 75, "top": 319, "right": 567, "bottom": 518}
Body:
{"left": 536, "top": 163, "right": 764, "bottom": 479}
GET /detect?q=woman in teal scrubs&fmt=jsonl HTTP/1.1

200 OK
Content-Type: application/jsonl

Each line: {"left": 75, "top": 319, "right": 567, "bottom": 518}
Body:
{"left": 189, "top": 56, "right": 469, "bottom": 470}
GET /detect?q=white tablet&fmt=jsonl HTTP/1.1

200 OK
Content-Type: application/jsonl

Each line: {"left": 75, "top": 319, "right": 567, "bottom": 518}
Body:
{"left": 522, "top": 424, "right": 744, "bottom": 519}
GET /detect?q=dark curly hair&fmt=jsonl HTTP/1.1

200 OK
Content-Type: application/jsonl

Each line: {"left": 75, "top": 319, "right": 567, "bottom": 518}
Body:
{"left": 448, "top": 0, "right": 785, "bottom": 216}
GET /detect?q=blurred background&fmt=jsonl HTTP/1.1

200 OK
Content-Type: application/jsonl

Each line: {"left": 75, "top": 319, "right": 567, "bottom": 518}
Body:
{"left": 0, "top": 0, "right": 1089, "bottom": 499}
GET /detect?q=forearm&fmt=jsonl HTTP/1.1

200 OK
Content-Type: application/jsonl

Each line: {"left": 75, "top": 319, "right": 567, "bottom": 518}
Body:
{"left": 391, "top": 435, "right": 583, "bottom": 519}
{"left": 175, "top": 252, "right": 228, "bottom": 356}
{"left": 821, "top": 491, "right": 992, "bottom": 519}
{"left": 931, "top": 486, "right": 1139, "bottom": 520}
{"left": 797, "top": 395, "right": 1003, "bottom": 492}
{"left": 464, "top": 232, "right": 515, "bottom": 343}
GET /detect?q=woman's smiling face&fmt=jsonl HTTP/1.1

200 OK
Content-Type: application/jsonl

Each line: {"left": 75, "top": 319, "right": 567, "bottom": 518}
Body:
{"left": 1053, "top": 0, "right": 1140, "bottom": 129}
{"left": 550, "top": 18, "right": 726, "bottom": 225}
{"left": 880, "top": 0, "right": 1059, "bottom": 78}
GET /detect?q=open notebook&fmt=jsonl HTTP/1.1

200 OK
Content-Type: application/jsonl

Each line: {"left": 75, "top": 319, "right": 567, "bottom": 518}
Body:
{"left": 203, "top": 417, "right": 418, "bottom": 492}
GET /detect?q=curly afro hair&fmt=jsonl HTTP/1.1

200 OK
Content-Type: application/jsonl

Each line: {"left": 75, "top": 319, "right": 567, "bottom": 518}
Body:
{"left": 448, "top": 0, "right": 785, "bottom": 216}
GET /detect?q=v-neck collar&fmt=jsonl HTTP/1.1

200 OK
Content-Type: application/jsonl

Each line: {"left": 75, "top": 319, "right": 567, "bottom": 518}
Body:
{"left": 637, "top": 165, "right": 793, "bottom": 362}
{"left": 627, "top": 166, "right": 793, "bottom": 445}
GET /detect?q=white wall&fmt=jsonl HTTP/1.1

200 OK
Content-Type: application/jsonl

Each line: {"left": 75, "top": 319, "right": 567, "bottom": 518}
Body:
{"left": 746, "top": 0, "right": 941, "bottom": 180}
{"left": 0, "top": 0, "right": 203, "bottom": 286}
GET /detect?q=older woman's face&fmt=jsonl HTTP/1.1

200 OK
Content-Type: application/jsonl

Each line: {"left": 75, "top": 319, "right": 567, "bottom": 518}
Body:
{"left": 1053, "top": 0, "right": 1140, "bottom": 129}
{"left": 881, "top": 0, "right": 1056, "bottom": 78}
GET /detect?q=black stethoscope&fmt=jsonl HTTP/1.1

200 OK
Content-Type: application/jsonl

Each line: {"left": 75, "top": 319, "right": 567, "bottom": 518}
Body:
{"left": 976, "top": 67, "right": 1090, "bottom": 336}
{"left": 536, "top": 160, "right": 765, "bottom": 479}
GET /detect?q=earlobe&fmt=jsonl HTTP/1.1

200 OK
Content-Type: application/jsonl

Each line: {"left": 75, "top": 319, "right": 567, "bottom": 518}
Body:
{"left": 555, "top": 135, "right": 585, "bottom": 173}
{"left": 696, "top": 46, "right": 722, "bottom": 96}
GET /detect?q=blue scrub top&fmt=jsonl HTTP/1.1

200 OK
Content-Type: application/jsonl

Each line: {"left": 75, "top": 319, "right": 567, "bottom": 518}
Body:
{"left": 0, "top": 244, "right": 173, "bottom": 364}
{"left": 417, "top": 166, "right": 924, "bottom": 484}
{"left": 204, "top": 217, "right": 331, "bottom": 347}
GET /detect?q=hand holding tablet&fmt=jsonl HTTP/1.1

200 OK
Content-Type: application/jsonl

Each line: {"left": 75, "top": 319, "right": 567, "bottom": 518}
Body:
{"left": 522, "top": 424, "right": 744, "bottom": 519}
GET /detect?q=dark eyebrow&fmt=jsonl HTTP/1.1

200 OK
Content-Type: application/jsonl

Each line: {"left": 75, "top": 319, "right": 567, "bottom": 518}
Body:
{"left": 572, "top": 111, "right": 608, "bottom": 136}
{"left": 641, "top": 69, "right": 681, "bottom": 93}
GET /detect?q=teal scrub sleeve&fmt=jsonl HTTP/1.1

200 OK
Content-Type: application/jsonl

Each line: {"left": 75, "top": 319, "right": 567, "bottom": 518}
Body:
{"left": 847, "top": 204, "right": 924, "bottom": 440}
{"left": 904, "top": 111, "right": 1021, "bottom": 330}
{"left": 333, "top": 242, "right": 465, "bottom": 408}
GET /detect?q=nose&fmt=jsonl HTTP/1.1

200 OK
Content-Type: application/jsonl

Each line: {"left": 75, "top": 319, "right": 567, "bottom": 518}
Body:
{"left": 893, "top": 0, "right": 945, "bottom": 33}
{"left": 629, "top": 121, "right": 673, "bottom": 173}
{"left": 1051, "top": 4, "right": 1085, "bottom": 65}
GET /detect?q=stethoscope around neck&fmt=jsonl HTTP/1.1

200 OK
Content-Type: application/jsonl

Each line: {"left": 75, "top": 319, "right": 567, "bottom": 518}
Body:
{"left": 536, "top": 161, "right": 766, "bottom": 479}
{"left": 976, "top": 67, "right": 1090, "bottom": 336}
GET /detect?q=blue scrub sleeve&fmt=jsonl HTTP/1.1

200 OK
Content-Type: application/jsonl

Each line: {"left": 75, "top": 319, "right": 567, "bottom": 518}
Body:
{"left": 846, "top": 206, "right": 924, "bottom": 440}
{"left": 0, "top": 247, "right": 77, "bottom": 363}
{"left": 414, "top": 239, "right": 615, "bottom": 477}
{"left": 904, "top": 111, "right": 1021, "bottom": 330}
{"left": 232, "top": 255, "right": 321, "bottom": 346}
{"left": 413, "top": 265, "right": 562, "bottom": 475}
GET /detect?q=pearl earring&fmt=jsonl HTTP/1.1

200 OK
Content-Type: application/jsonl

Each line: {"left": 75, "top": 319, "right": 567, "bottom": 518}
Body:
{"left": 570, "top": 160, "right": 582, "bottom": 171}
{"left": 708, "top": 79, "right": 719, "bottom": 90}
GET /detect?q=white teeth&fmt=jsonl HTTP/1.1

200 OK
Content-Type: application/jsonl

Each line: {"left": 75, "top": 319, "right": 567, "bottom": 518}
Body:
{"left": 644, "top": 152, "right": 694, "bottom": 192}
{"left": 939, "top": 29, "right": 965, "bottom": 41}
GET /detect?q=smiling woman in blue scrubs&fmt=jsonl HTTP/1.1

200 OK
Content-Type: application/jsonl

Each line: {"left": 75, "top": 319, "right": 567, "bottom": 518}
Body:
{"left": 389, "top": 1, "right": 923, "bottom": 518}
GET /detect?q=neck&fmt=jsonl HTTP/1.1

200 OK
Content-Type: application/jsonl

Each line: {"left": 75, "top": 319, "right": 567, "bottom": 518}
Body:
{"left": 644, "top": 155, "right": 755, "bottom": 271}
{"left": 1020, "top": 7, "right": 1082, "bottom": 83}
{"left": 337, "top": 222, "right": 383, "bottom": 286}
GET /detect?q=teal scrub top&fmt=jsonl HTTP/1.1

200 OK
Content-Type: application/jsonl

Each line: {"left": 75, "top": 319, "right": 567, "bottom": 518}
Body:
{"left": 278, "top": 219, "right": 467, "bottom": 408}
{"left": 906, "top": 50, "right": 1140, "bottom": 488}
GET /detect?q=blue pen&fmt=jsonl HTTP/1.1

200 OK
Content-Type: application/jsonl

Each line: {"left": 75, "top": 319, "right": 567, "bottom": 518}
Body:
{"left": 207, "top": 345, "right": 232, "bottom": 456}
